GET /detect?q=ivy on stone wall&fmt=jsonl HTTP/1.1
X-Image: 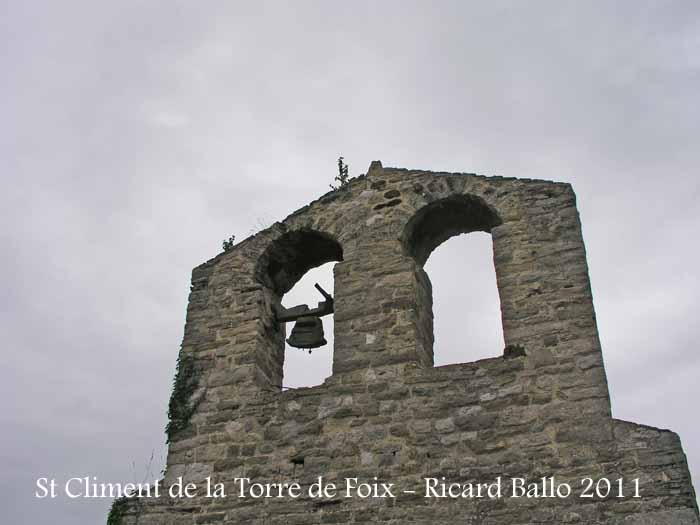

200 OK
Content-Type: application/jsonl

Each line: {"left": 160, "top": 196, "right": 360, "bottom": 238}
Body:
{"left": 106, "top": 496, "right": 129, "bottom": 525}
{"left": 503, "top": 344, "right": 526, "bottom": 359}
{"left": 165, "top": 353, "right": 199, "bottom": 443}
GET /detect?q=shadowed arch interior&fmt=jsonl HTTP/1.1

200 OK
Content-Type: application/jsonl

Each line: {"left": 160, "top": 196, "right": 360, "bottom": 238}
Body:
{"left": 257, "top": 229, "right": 343, "bottom": 295}
{"left": 403, "top": 194, "right": 502, "bottom": 266}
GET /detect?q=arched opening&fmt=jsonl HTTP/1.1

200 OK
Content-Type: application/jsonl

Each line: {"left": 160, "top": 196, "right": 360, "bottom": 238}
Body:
{"left": 424, "top": 232, "right": 504, "bottom": 365}
{"left": 402, "top": 194, "right": 504, "bottom": 366}
{"left": 256, "top": 229, "right": 343, "bottom": 390}
{"left": 281, "top": 262, "right": 336, "bottom": 388}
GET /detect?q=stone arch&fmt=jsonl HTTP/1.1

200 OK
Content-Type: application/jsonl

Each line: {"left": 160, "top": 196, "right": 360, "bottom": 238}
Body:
{"left": 256, "top": 229, "right": 344, "bottom": 295}
{"left": 254, "top": 228, "right": 344, "bottom": 389}
{"left": 401, "top": 194, "right": 504, "bottom": 366}
{"left": 402, "top": 194, "right": 502, "bottom": 266}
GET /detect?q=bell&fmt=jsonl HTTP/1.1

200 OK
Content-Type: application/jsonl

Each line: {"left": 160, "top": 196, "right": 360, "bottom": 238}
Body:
{"left": 287, "top": 315, "right": 327, "bottom": 349}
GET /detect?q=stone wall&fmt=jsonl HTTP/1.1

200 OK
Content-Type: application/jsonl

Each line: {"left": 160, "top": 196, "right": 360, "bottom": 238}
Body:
{"left": 116, "top": 162, "right": 698, "bottom": 524}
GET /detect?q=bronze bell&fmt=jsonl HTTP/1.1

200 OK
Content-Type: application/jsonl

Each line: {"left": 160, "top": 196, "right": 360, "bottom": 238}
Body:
{"left": 275, "top": 283, "right": 334, "bottom": 352}
{"left": 286, "top": 315, "right": 326, "bottom": 349}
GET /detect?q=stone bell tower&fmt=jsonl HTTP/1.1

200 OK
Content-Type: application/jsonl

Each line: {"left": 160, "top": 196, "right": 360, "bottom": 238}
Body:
{"left": 114, "top": 162, "right": 698, "bottom": 524}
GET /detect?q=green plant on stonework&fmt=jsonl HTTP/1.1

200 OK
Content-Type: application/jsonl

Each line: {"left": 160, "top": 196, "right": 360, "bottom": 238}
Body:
{"left": 107, "top": 496, "right": 129, "bottom": 525}
{"left": 503, "top": 344, "right": 526, "bottom": 359}
{"left": 222, "top": 235, "right": 236, "bottom": 251}
{"left": 165, "top": 353, "right": 199, "bottom": 443}
{"left": 330, "top": 156, "right": 350, "bottom": 190}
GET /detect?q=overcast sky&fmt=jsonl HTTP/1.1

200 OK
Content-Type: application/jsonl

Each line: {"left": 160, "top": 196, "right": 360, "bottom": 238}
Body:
{"left": 2, "top": 1, "right": 699, "bottom": 523}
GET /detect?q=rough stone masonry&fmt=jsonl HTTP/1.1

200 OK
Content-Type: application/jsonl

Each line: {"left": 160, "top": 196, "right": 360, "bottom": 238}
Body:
{"left": 115, "top": 162, "right": 698, "bottom": 524}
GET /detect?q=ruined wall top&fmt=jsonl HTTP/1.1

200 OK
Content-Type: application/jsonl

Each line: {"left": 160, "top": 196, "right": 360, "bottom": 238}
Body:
{"left": 184, "top": 161, "right": 604, "bottom": 399}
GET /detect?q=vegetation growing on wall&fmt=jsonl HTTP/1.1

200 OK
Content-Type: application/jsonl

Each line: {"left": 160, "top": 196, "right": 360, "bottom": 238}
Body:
{"left": 165, "top": 353, "right": 200, "bottom": 443}
{"left": 107, "top": 496, "right": 129, "bottom": 525}
{"left": 503, "top": 344, "right": 526, "bottom": 359}
{"left": 330, "top": 156, "right": 350, "bottom": 190}
{"left": 222, "top": 234, "right": 236, "bottom": 251}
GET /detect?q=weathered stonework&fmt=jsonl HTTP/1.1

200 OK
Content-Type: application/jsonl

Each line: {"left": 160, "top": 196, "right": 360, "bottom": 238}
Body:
{"left": 118, "top": 162, "right": 698, "bottom": 524}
